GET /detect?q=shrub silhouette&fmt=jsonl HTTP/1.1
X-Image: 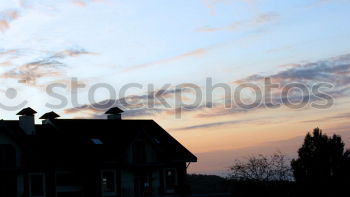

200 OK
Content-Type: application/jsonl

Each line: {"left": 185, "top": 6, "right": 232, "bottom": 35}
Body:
{"left": 229, "top": 151, "right": 292, "bottom": 182}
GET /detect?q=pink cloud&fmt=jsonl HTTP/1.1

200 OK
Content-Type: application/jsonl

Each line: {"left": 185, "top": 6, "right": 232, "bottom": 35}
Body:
{"left": 0, "top": 10, "right": 19, "bottom": 33}
{"left": 196, "top": 13, "right": 278, "bottom": 33}
{"left": 123, "top": 48, "right": 207, "bottom": 72}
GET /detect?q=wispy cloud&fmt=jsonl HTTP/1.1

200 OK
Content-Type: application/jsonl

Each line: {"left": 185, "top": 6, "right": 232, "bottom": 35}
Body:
{"left": 0, "top": 61, "right": 12, "bottom": 67}
{"left": 302, "top": 112, "right": 350, "bottom": 123}
{"left": 1, "top": 59, "right": 65, "bottom": 85}
{"left": 235, "top": 53, "right": 350, "bottom": 85}
{"left": 0, "top": 49, "right": 20, "bottom": 56}
{"left": 197, "top": 53, "right": 350, "bottom": 118}
{"left": 0, "top": 48, "right": 96, "bottom": 86}
{"left": 196, "top": 22, "right": 242, "bottom": 32}
{"left": 173, "top": 119, "right": 254, "bottom": 131}
{"left": 71, "top": 0, "right": 108, "bottom": 7}
{"left": 63, "top": 87, "right": 191, "bottom": 118}
{"left": 203, "top": 0, "right": 256, "bottom": 15}
{"left": 195, "top": 13, "right": 278, "bottom": 32}
{"left": 0, "top": 9, "right": 19, "bottom": 33}
{"left": 66, "top": 53, "right": 350, "bottom": 119}
{"left": 254, "top": 13, "right": 278, "bottom": 24}
{"left": 72, "top": 0, "right": 87, "bottom": 7}
{"left": 50, "top": 48, "right": 97, "bottom": 59}
{"left": 123, "top": 48, "right": 207, "bottom": 72}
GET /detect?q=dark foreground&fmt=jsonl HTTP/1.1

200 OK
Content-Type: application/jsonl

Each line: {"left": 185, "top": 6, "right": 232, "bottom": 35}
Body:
{"left": 188, "top": 174, "right": 350, "bottom": 197}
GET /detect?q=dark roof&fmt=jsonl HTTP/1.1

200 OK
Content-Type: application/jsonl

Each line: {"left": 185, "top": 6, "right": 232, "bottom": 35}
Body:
{"left": 104, "top": 107, "right": 124, "bottom": 114}
{"left": 16, "top": 107, "right": 37, "bottom": 116}
{"left": 0, "top": 118, "right": 197, "bottom": 166}
{"left": 47, "top": 119, "right": 196, "bottom": 161}
{"left": 39, "top": 111, "right": 60, "bottom": 119}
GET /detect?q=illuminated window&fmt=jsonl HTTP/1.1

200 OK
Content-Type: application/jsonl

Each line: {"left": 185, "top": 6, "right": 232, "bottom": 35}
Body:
{"left": 101, "top": 170, "right": 116, "bottom": 196}
{"left": 164, "top": 168, "right": 177, "bottom": 193}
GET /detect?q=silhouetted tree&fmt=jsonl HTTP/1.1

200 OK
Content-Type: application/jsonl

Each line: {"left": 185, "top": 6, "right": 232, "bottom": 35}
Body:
{"left": 291, "top": 128, "right": 350, "bottom": 196}
{"left": 229, "top": 151, "right": 292, "bottom": 182}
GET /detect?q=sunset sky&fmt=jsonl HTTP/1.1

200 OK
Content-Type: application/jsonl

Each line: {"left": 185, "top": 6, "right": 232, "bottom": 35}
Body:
{"left": 1, "top": 0, "right": 350, "bottom": 175}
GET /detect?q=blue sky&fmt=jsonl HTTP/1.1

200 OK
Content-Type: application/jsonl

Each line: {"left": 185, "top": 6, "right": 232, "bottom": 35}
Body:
{"left": 1, "top": 0, "right": 350, "bottom": 174}
{"left": 1, "top": 0, "right": 349, "bottom": 85}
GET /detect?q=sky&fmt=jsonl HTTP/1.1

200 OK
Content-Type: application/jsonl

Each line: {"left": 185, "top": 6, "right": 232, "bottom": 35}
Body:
{"left": 1, "top": 0, "right": 350, "bottom": 175}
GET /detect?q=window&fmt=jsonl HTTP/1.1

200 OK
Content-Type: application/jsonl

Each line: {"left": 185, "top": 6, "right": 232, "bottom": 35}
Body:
{"left": 29, "top": 173, "right": 45, "bottom": 197}
{"left": 133, "top": 141, "right": 146, "bottom": 163}
{"left": 56, "top": 172, "right": 80, "bottom": 187}
{"left": 135, "top": 171, "right": 152, "bottom": 196}
{"left": 101, "top": 170, "right": 116, "bottom": 196}
{"left": 0, "top": 144, "right": 16, "bottom": 168}
{"left": 164, "top": 168, "right": 177, "bottom": 193}
{"left": 55, "top": 171, "right": 82, "bottom": 196}
{"left": 91, "top": 138, "right": 103, "bottom": 145}
{"left": 153, "top": 138, "right": 160, "bottom": 144}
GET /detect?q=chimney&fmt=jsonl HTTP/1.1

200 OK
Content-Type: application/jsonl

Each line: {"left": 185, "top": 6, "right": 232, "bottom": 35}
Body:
{"left": 39, "top": 111, "right": 60, "bottom": 124}
{"left": 16, "top": 107, "right": 37, "bottom": 135}
{"left": 105, "top": 107, "right": 124, "bottom": 120}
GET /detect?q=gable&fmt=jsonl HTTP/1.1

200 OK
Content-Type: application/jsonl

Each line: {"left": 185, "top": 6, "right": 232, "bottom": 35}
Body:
{"left": 125, "top": 137, "right": 159, "bottom": 164}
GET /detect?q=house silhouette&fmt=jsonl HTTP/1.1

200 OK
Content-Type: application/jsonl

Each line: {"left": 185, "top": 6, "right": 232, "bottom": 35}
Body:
{"left": 0, "top": 107, "right": 197, "bottom": 197}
